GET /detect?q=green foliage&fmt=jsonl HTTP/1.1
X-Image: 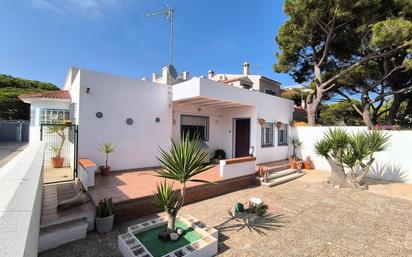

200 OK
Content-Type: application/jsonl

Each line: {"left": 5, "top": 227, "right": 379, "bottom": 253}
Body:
{"left": 250, "top": 203, "right": 268, "bottom": 216}
{"left": 156, "top": 134, "right": 212, "bottom": 184}
{"left": 98, "top": 143, "right": 116, "bottom": 168}
{"left": 290, "top": 137, "right": 303, "bottom": 157}
{"left": 319, "top": 100, "right": 364, "bottom": 126}
{"left": 315, "top": 128, "right": 390, "bottom": 169}
{"left": 0, "top": 74, "right": 59, "bottom": 120}
{"left": 370, "top": 18, "right": 412, "bottom": 50}
{"left": 154, "top": 180, "right": 179, "bottom": 214}
{"left": 95, "top": 198, "right": 114, "bottom": 218}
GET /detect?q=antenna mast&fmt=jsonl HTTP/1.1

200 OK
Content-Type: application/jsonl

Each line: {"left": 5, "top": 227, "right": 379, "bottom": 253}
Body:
{"left": 145, "top": 4, "right": 174, "bottom": 65}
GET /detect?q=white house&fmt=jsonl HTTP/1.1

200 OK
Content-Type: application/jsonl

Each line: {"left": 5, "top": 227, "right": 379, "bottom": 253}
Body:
{"left": 19, "top": 65, "right": 294, "bottom": 171}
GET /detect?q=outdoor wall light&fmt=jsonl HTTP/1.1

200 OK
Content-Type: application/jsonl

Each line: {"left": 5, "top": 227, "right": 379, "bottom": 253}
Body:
{"left": 249, "top": 146, "right": 255, "bottom": 157}
{"left": 96, "top": 112, "right": 103, "bottom": 119}
{"left": 126, "top": 118, "right": 133, "bottom": 125}
{"left": 86, "top": 87, "right": 90, "bottom": 94}
{"left": 155, "top": 117, "right": 160, "bottom": 123}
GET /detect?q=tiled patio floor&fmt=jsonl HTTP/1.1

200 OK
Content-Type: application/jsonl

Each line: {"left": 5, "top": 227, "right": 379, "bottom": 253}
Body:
{"left": 88, "top": 165, "right": 222, "bottom": 204}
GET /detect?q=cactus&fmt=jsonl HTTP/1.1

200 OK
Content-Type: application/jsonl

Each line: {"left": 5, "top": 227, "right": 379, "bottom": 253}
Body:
{"left": 95, "top": 198, "right": 114, "bottom": 218}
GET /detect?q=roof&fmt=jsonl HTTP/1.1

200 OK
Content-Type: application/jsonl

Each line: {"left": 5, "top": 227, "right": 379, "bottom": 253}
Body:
{"left": 221, "top": 76, "right": 252, "bottom": 84}
{"left": 18, "top": 90, "right": 71, "bottom": 100}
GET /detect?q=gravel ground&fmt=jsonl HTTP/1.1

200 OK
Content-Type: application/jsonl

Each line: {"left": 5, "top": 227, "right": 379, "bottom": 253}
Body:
{"left": 40, "top": 171, "right": 412, "bottom": 257}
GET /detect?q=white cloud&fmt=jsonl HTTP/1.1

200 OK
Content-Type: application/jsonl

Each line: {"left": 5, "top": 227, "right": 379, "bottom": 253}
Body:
{"left": 31, "top": 0, "right": 124, "bottom": 17}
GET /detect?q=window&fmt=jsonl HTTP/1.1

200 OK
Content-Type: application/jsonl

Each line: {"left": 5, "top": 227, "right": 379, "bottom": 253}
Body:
{"left": 40, "top": 109, "right": 70, "bottom": 124}
{"left": 261, "top": 122, "right": 274, "bottom": 147}
{"left": 264, "top": 89, "right": 278, "bottom": 96}
{"left": 278, "top": 123, "right": 288, "bottom": 145}
{"left": 180, "top": 115, "right": 209, "bottom": 141}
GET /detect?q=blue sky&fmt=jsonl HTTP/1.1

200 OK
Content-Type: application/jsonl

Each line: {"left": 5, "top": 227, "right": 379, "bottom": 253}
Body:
{"left": 0, "top": 0, "right": 296, "bottom": 88}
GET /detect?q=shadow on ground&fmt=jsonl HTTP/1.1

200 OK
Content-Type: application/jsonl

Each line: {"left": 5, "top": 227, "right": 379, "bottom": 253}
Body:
{"left": 216, "top": 209, "right": 288, "bottom": 235}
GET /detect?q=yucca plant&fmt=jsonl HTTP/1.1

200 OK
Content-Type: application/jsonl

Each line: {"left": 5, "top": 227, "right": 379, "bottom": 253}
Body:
{"left": 155, "top": 133, "right": 213, "bottom": 232}
{"left": 98, "top": 143, "right": 116, "bottom": 168}
{"left": 290, "top": 137, "right": 303, "bottom": 158}
{"left": 315, "top": 128, "right": 389, "bottom": 188}
{"left": 95, "top": 198, "right": 114, "bottom": 218}
{"left": 48, "top": 126, "right": 65, "bottom": 158}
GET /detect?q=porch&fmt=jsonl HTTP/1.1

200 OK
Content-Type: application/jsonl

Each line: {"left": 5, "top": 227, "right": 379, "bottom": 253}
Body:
{"left": 87, "top": 163, "right": 257, "bottom": 221}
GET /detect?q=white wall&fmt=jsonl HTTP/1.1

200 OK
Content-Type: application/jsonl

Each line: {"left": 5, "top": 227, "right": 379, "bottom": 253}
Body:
{"left": 76, "top": 69, "right": 172, "bottom": 170}
{"left": 291, "top": 126, "right": 412, "bottom": 183}
{"left": 0, "top": 142, "right": 45, "bottom": 257}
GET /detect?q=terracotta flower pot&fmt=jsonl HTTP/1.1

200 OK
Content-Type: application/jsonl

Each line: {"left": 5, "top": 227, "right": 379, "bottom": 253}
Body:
{"left": 51, "top": 157, "right": 64, "bottom": 168}
{"left": 100, "top": 166, "right": 111, "bottom": 176}
{"left": 289, "top": 161, "right": 297, "bottom": 169}
{"left": 303, "top": 161, "right": 313, "bottom": 170}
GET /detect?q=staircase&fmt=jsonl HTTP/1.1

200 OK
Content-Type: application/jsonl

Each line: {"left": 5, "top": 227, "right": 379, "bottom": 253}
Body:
{"left": 256, "top": 160, "right": 305, "bottom": 187}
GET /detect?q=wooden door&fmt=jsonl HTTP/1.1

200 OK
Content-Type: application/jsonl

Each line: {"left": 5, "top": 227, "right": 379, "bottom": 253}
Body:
{"left": 234, "top": 118, "right": 250, "bottom": 157}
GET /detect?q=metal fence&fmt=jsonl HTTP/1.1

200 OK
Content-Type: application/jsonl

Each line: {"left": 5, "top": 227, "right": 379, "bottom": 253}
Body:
{"left": 0, "top": 120, "right": 29, "bottom": 142}
{"left": 41, "top": 124, "right": 78, "bottom": 184}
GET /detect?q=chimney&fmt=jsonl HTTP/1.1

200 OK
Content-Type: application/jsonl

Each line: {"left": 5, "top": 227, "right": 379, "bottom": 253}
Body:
{"left": 208, "top": 70, "right": 215, "bottom": 79}
{"left": 243, "top": 62, "right": 250, "bottom": 75}
{"left": 152, "top": 73, "right": 158, "bottom": 82}
{"left": 182, "top": 71, "right": 189, "bottom": 80}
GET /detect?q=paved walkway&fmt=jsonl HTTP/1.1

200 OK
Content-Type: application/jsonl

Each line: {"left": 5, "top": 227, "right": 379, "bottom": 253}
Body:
{"left": 40, "top": 171, "right": 412, "bottom": 257}
{"left": 0, "top": 142, "right": 27, "bottom": 168}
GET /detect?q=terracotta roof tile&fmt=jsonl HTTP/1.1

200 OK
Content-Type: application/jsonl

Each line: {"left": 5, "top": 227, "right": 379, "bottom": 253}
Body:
{"left": 19, "top": 90, "right": 71, "bottom": 100}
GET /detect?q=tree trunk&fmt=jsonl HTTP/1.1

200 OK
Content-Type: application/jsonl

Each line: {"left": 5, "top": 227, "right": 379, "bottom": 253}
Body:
{"left": 326, "top": 157, "right": 346, "bottom": 185}
{"left": 387, "top": 94, "right": 403, "bottom": 125}
{"left": 166, "top": 213, "right": 176, "bottom": 233}
{"left": 362, "top": 103, "right": 374, "bottom": 130}
{"left": 356, "top": 157, "right": 375, "bottom": 184}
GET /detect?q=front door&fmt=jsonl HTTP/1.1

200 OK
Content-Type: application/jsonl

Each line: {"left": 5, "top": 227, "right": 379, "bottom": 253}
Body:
{"left": 234, "top": 118, "right": 250, "bottom": 157}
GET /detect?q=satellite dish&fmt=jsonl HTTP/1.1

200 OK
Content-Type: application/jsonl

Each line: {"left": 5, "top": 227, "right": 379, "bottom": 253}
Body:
{"left": 167, "top": 65, "right": 178, "bottom": 80}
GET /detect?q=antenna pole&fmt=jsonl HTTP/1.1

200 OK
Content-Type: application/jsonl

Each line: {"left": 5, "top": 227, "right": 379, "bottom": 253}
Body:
{"left": 145, "top": 5, "right": 174, "bottom": 65}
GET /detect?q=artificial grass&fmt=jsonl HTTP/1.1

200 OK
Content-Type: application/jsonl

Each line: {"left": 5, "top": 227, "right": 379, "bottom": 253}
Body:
{"left": 135, "top": 219, "right": 203, "bottom": 257}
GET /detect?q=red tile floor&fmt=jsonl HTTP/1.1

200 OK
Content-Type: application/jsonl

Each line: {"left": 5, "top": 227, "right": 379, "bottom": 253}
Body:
{"left": 88, "top": 165, "right": 222, "bottom": 205}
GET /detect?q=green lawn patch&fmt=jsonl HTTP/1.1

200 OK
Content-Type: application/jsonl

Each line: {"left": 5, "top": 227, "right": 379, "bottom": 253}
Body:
{"left": 135, "top": 219, "right": 202, "bottom": 257}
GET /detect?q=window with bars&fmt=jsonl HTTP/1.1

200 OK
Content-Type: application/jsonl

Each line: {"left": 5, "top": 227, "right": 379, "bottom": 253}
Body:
{"left": 278, "top": 123, "right": 288, "bottom": 145}
{"left": 261, "top": 122, "right": 274, "bottom": 147}
{"left": 40, "top": 109, "right": 70, "bottom": 124}
{"left": 180, "top": 114, "right": 209, "bottom": 141}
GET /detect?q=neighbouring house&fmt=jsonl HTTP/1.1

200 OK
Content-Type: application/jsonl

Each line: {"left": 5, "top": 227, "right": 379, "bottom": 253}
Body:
{"left": 208, "top": 62, "right": 282, "bottom": 96}
{"left": 19, "top": 64, "right": 293, "bottom": 171}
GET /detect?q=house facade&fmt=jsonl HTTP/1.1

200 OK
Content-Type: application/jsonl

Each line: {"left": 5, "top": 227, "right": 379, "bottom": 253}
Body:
{"left": 20, "top": 65, "right": 293, "bottom": 171}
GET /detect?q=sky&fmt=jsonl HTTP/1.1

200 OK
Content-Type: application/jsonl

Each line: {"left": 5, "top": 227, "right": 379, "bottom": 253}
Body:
{"left": 0, "top": 0, "right": 296, "bottom": 88}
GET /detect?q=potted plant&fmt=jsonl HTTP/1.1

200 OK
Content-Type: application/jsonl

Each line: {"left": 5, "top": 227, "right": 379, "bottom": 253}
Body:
{"left": 290, "top": 137, "right": 303, "bottom": 158}
{"left": 95, "top": 198, "right": 115, "bottom": 234}
{"left": 48, "top": 126, "right": 65, "bottom": 168}
{"left": 98, "top": 143, "right": 116, "bottom": 176}
{"left": 289, "top": 156, "right": 298, "bottom": 169}
{"left": 303, "top": 156, "right": 313, "bottom": 170}
{"left": 258, "top": 118, "right": 266, "bottom": 126}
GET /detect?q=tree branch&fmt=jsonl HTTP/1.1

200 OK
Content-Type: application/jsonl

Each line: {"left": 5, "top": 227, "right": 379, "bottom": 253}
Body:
{"left": 335, "top": 91, "right": 363, "bottom": 116}
{"left": 321, "top": 45, "right": 405, "bottom": 88}
{"left": 371, "top": 85, "right": 412, "bottom": 104}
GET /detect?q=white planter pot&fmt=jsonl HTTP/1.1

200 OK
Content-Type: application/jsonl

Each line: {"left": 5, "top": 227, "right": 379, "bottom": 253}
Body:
{"left": 95, "top": 215, "right": 114, "bottom": 234}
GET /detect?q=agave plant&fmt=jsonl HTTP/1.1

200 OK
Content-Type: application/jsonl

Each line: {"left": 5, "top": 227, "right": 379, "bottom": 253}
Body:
{"left": 98, "top": 143, "right": 116, "bottom": 168}
{"left": 155, "top": 133, "right": 212, "bottom": 232}
{"left": 48, "top": 126, "right": 66, "bottom": 158}
{"left": 315, "top": 128, "right": 389, "bottom": 188}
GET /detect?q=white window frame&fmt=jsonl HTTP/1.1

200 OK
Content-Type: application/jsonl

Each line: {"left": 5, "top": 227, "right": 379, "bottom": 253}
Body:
{"left": 278, "top": 123, "right": 288, "bottom": 146}
{"left": 40, "top": 109, "right": 70, "bottom": 124}
{"left": 261, "top": 122, "right": 274, "bottom": 147}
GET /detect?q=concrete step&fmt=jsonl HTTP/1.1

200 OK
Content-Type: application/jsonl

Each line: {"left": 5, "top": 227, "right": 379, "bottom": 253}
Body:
{"left": 39, "top": 217, "right": 88, "bottom": 252}
{"left": 261, "top": 172, "right": 305, "bottom": 187}
{"left": 257, "top": 160, "right": 290, "bottom": 173}
{"left": 257, "top": 169, "right": 296, "bottom": 182}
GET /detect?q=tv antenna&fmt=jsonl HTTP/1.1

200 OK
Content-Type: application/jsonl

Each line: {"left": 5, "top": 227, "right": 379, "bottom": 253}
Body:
{"left": 145, "top": 3, "right": 174, "bottom": 65}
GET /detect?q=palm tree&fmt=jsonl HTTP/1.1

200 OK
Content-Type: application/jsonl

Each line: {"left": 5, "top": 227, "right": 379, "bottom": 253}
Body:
{"left": 48, "top": 125, "right": 66, "bottom": 158}
{"left": 155, "top": 134, "right": 212, "bottom": 233}
{"left": 290, "top": 137, "right": 303, "bottom": 158}
{"left": 315, "top": 128, "right": 389, "bottom": 188}
{"left": 98, "top": 143, "right": 116, "bottom": 168}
